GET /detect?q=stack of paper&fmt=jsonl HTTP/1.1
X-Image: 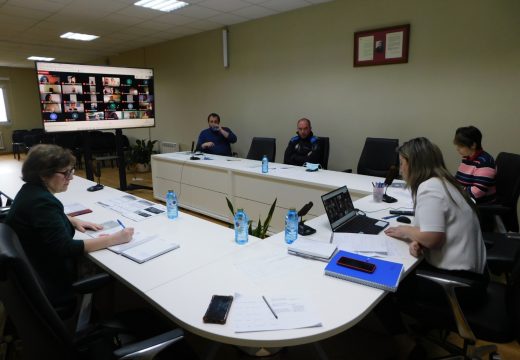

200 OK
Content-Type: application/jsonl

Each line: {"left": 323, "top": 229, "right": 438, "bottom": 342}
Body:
{"left": 232, "top": 293, "right": 322, "bottom": 333}
{"left": 287, "top": 238, "right": 337, "bottom": 262}
{"left": 332, "top": 233, "right": 389, "bottom": 257}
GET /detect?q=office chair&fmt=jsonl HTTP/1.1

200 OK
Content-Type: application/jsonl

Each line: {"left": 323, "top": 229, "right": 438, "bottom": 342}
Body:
{"left": 246, "top": 137, "right": 276, "bottom": 162}
{"left": 484, "top": 232, "right": 520, "bottom": 281}
{"left": 318, "top": 137, "right": 330, "bottom": 170}
{"left": 478, "top": 152, "right": 520, "bottom": 233}
{"left": 404, "top": 260, "right": 520, "bottom": 359}
{"left": 345, "top": 137, "right": 399, "bottom": 177}
{"left": 0, "top": 191, "right": 12, "bottom": 223}
{"left": 11, "top": 129, "right": 29, "bottom": 160}
{"left": 0, "top": 224, "right": 184, "bottom": 360}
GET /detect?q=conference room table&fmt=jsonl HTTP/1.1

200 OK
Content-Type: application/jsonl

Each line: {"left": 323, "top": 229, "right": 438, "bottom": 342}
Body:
{"left": 151, "top": 152, "right": 394, "bottom": 232}
{"left": 2, "top": 159, "right": 418, "bottom": 357}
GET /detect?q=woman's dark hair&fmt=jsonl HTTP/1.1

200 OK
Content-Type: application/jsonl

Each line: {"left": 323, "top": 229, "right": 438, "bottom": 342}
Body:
{"left": 453, "top": 126, "right": 483, "bottom": 150}
{"left": 22, "top": 144, "right": 75, "bottom": 184}
{"left": 207, "top": 113, "right": 220, "bottom": 123}
{"left": 399, "top": 137, "right": 474, "bottom": 210}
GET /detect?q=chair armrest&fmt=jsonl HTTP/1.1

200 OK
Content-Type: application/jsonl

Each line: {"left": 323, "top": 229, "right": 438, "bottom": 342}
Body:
{"left": 343, "top": 169, "right": 353, "bottom": 173}
{"left": 113, "top": 328, "right": 184, "bottom": 359}
{"left": 72, "top": 273, "right": 111, "bottom": 294}
{"left": 477, "top": 204, "right": 512, "bottom": 216}
{"left": 415, "top": 268, "right": 477, "bottom": 343}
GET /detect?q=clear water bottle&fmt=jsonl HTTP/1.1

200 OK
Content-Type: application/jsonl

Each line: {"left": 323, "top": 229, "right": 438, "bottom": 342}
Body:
{"left": 261, "top": 155, "right": 268, "bottom": 173}
{"left": 285, "top": 208, "right": 298, "bottom": 244}
{"left": 166, "top": 190, "right": 178, "bottom": 219}
{"left": 234, "top": 208, "right": 249, "bottom": 245}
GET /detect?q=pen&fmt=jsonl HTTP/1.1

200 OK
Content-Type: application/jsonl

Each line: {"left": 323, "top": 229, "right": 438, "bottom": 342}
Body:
{"left": 262, "top": 296, "right": 278, "bottom": 319}
{"left": 382, "top": 214, "right": 400, "bottom": 220}
{"left": 117, "top": 219, "right": 126, "bottom": 229}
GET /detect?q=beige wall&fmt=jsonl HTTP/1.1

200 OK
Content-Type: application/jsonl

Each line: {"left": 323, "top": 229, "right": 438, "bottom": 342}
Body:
{"left": 2, "top": 0, "right": 520, "bottom": 174}
{"left": 114, "top": 0, "right": 519, "bottom": 172}
{"left": 0, "top": 67, "right": 41, "bottom": 152}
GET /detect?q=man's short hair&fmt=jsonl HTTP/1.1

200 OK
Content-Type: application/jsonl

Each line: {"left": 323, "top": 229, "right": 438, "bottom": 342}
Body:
{"left": 207, "top": 113, "right": 221, "bottom": 123}
{"left": 297, "top": 118, "right": 311, "bottom": 128}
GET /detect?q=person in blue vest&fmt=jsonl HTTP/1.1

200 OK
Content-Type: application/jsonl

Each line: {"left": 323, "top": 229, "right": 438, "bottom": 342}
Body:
{"left": 196, "top": 112, "right": 237, "bottom": 156}
{"left": 283, "top": 118, "right": 323, "bottom": 166}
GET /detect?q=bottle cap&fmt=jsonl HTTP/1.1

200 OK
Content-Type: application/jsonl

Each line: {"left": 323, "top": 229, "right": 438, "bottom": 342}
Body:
{"left": 237, "top": 208, "right": 244, "bottom": 212}
{"left": 289, "top": 208, "right": 296, "bottom": 211}
{"left": 168, "top": 189, "right": 173, "bottom": 192}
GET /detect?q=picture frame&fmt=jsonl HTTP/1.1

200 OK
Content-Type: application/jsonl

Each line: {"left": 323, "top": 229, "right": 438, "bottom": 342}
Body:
{"left": 354, "top": 24, "right": 410, "bottom": 67}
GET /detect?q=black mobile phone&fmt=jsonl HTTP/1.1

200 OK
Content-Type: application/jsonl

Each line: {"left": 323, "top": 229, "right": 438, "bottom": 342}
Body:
{"left": 203, "top": 295, "right": 233, "bottom": 324}
{"left": 337, "top": 256, "right": 376, "bottom": 273}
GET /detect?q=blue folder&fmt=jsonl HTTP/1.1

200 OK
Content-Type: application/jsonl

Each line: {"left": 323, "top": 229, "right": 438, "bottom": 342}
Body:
{"left": 324, "top": 250, "right": 404, "bottom": 292}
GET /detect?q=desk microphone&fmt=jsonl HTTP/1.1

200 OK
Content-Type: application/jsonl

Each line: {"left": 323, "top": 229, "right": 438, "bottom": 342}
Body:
{"left": 87, "top": 160, "right": 104, "bottom": 192}
{"left": 382, "top": 165, "right": 398, "bottom": 203}
{"left": 189, "top": 140, "right": 200, "bottom": 160}
{"left": 297, "top": 202, "right": 316, "bottom": 236}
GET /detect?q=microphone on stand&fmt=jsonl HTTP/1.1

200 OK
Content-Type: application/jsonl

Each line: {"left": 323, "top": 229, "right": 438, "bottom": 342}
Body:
{"left": 297, "top": 201, "right": 316, "bottom": 236}
{"left": 190, "top": 140, "right": 201, "bottom": 160}
{"left": 382, "top": 165, "right": 398, "bottom": 203}
{"left": 87, "top": 160, "right": 104, "bottom": 192}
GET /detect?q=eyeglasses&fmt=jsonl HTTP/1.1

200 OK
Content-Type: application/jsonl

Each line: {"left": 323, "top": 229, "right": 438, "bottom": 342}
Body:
{"left": 55, "top": 168, "right": 75, "bottom": 179}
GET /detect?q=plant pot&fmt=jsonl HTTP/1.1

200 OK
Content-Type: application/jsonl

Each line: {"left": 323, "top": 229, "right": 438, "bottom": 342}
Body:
{"left": 135, "top": 163, "right": 150, "bottom": 173}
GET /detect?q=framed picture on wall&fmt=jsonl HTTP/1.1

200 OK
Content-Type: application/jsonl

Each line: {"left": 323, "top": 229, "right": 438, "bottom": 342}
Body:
{"left": 354, "top": 24, "right": 410, "bottom": 67}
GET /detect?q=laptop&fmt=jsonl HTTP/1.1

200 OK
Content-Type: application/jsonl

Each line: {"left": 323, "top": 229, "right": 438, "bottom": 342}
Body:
{"left": 321, "top": 186, "right": 389, "bottom": 234}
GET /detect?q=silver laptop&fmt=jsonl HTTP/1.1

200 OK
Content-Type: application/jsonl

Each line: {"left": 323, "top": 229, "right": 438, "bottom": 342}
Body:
{"left": 321, "top": 186, "right": 389, "bottom": 234}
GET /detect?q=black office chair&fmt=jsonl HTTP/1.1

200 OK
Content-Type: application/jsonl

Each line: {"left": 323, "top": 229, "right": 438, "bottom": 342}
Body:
{"left": 346, "top": 137, "right": 399, "bottom": 177}
{"left": 246, "top": 137, "right": 276, "bottom": 162}
{"left": 0, "top": 224, "right": 184, "bottom": 360}
{"left": 478, "top": 152, "right": 520, "bottom": 233}
{"left": 11, "top": 129, "right": 29, "bottom": 160}
{"left": 405, "top": 260, "right": 520, "bottom": 359}
{"left": 0, "top": 191, "right": 12, "bottom": 223}
{"left": 318, "top": 137, "right": 330, "bottom": 170}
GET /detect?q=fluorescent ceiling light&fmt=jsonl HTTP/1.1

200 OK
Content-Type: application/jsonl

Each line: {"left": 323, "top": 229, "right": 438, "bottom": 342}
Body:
{"left": 134, "top": 0, "right": 188, "bottom": 12}
{"left": 60, "top": 32, "right": 99, "bottom": 41}
{"left": 27, "top": 56, "right": 55, "bottom": 61}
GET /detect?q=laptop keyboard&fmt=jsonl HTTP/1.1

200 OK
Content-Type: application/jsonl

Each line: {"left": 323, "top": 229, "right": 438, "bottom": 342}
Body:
{"left": 338, "top": 215, "right": 385, "bottom": 235}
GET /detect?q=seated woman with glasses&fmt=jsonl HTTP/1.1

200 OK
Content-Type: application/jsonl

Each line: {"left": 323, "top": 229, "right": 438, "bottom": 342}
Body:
{"left": 6, "top": 144, "right": 133, "bottom": 315}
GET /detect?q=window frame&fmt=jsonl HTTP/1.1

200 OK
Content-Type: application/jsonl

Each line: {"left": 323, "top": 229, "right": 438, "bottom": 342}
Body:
{"left": 0, "top": 82, "right": 11, "bottom": 125}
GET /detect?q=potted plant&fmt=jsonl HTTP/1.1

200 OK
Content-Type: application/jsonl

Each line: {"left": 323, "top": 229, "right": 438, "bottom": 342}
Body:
{"left": 226, "top": 197, "right": 277, "bottom": 239}
{"left": 130, "top": 139, "right": 157, "bottom": 172}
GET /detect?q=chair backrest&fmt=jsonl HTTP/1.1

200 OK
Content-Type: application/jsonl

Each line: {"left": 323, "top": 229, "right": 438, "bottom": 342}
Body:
{"left": 246, "top": 137, "right": 276, "bottom": 162}
{"left": 11, "top": 129, "right": 29, "bottom": 143}
{"left": 357, "top": 137, "right": 399, "bottom": 177}
{"left": 495, "top": 152, "right": 520, "bottom": 208}
{"left": 318, "top": 137, "right": 330, "bottom": 170}
{"left": 0, "top": 224, "right": 75, "bottom": 360}
{"left": 494, "top": 152, "right": 520, "bottom": 232}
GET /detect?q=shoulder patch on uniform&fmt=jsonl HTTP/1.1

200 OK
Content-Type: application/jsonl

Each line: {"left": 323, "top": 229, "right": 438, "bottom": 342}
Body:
{"left": 290, "top": 135, "right": 299, "bottom": 142}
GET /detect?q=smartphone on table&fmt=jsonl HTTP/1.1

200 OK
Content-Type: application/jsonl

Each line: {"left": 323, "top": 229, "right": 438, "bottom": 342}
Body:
{"left": 203, "top": 295, "right": 234, "bottom": 324}
{"left": 337, "top": 256, "right": 376, "bottom": 273}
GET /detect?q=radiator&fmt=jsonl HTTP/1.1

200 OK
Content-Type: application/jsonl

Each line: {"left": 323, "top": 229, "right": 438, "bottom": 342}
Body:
{"left": 160, "top": 141, "right": 178, "bottom": 154}
{"left": 0, "top": 132, "right": 4, "bottom": 150}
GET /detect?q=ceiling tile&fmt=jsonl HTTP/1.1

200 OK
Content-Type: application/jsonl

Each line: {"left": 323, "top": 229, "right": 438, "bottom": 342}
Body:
{"left": 175, "top": 4, "right": 220, "bottom": 19}
{"left": 209, "top": 12, "right": 248, "bottom": 25}
{"left": 232, "top": 5, "right": 276, "bottom": 19}
{"left": 198, "top": 0, "right": 250, "bottom": 12}
{"left": 261, "top": 0, "right": 309, "bottom": 12}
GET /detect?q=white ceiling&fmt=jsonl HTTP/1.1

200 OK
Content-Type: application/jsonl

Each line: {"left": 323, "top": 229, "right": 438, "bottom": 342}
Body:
{"left": 0, "top": 0, "right": 333, "bottom": 68}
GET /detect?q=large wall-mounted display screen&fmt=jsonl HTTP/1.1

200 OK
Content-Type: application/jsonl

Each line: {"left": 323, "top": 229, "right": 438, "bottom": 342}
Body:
{"left": 36, "top": 62, "right": 155, "bottom": 132}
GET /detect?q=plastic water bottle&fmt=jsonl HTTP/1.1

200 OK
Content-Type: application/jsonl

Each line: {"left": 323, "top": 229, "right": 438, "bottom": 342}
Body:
{"left": 261, "top": 155, "right": 268, "bottom": 173}
{"left": 166, "top": 190, "right": 178, "bottom": 219}
{"left": 285, "top": 208, "right": 298, "bottom": 244}
{"left": 234, "top": 209, "right": 249, "bottom": 245}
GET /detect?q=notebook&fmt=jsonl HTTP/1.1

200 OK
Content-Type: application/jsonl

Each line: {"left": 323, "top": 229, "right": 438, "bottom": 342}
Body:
{"left": 324, "top": 250, "right": 404, "bottom": 292}
{"left": 321, "top": 186, "right": 388, "bottom": 234}
{"left": 287, "top": 238, "right": 337, "bottom": 262}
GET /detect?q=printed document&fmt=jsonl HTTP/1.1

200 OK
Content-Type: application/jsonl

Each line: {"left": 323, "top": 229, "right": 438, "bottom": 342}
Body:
{"left": 232, "top": 293, "right": 322, "bottom": 333}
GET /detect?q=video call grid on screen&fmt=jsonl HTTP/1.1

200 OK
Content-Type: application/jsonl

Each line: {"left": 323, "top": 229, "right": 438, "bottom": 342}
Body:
{"left": 36, "top": 62, "right": 155, "bottom": 132}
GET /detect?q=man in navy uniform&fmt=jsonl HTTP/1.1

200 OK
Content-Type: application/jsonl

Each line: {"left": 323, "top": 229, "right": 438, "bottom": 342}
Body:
{"left": 283, "top": 118, "right": 323, "bottom": 166}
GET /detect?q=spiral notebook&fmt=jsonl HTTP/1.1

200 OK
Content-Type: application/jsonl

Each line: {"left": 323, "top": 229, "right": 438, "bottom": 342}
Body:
{"left": 324, "top": 250, "right": 404, "bottom": 292}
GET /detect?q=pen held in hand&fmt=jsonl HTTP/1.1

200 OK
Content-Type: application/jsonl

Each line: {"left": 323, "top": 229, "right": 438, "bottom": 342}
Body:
{"left": 262, "top": 296, "right": 278, "bottom": 319}
{"left": 117, "top": 219, "right": 126, "bottom": 229}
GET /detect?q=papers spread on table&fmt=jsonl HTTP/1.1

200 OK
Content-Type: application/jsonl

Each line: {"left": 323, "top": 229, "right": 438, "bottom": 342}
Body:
{"left": 287, "top": 237, "right": 337, "bottom": 262}
{"left": 64, "top": 202, "right": 92, "bottom": 217}
{"left": 232, "top": 293, "right": 322, "bottom": 333}
{"left": 324, "top": 250, "right": 404, "bottom": 292}
{"left": 85, "top": 220, "right": 179, "bottom": 264}
{"left": 332, "top": 233, "right": 389, "bottom": 257}
{"left": 96, "top": 195, "right": 166, "bottom": 222}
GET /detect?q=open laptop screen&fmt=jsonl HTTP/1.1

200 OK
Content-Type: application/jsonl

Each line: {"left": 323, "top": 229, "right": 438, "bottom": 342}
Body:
{"left": 321, "top": 186, "right": 357, "bottom": 230}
